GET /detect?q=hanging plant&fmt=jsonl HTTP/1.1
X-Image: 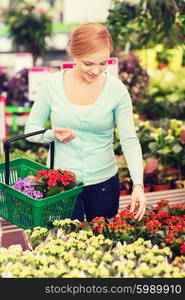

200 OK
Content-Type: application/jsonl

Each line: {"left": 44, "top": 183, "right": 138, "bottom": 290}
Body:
{"left": 105, "top": 0, "right": 185, "bottom": 51}
{"left": 4, "top": 0, "right": 52, "bottom": 64}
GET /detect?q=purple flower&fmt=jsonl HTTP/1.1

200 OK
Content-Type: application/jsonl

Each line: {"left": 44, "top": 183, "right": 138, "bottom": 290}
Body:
{"left": 12, "top": 177, "right": 43, "bottom": 199}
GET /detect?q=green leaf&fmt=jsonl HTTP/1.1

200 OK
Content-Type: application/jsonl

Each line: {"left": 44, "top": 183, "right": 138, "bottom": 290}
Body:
{"left": 46, "top": 186, "right": 61, "bottom": 197}
{"left": 34, "top": 184, "right": 44, "bottom": 193}
{"left": 157, "top": 146, "right": 171, "bottom": 154}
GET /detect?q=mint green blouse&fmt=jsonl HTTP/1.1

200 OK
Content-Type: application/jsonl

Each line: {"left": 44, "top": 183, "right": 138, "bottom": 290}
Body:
{"left": 24, "top": 70, "right": 144, "bottom": 186}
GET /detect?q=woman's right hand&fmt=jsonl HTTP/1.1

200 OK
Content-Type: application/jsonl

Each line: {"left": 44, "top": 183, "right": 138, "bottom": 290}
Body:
{"left": 53, "top": 128, "right": 76, "bottom": 143}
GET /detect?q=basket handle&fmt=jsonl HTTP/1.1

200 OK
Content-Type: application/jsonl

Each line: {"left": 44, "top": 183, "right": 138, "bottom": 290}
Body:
{"left": 4, "top": 129, "right": 55, "bottom": 185}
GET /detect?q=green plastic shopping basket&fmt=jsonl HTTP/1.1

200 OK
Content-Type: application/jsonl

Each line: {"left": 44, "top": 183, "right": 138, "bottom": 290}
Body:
{"left": 0, "top": 129, "right": 83, "bottom": 229}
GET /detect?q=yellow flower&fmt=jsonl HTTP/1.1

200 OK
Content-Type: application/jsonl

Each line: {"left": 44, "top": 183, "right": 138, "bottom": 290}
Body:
{"left": 27, "top": 175, "right": 36, "bottom": 179}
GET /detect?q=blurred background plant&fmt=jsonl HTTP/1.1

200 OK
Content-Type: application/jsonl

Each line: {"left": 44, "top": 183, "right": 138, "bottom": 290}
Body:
{"left": 6, "top": 68, "right": 31, "bottom": 107}
{"left": 144, "top": 157, "right": 179, "bottom": 187}
{"left": 156, "top": 49, "right": 173, "bottom": 69}
{"left": 114, "top": 116, "right": 185, "bottom": 185}
{"left": 3, "top": 0, "right": 53, "bottom": 64}
{"left": 116, "top": 155, "right": 132, "bottom": 193}
{"left": 0, "top": 147, "right": 47, "bottom": 165}
{"left": 1, "top": 120, "right": 51, "bottom": 161}
{"left": 117, "top": 51, "right": 149, "bottom": 105}
{"left": 136, "top": 68, "right": 185, "bottom": 120}
{"left": 0, "top": 69, "right": 9, "bottom": 94}
{"left": 148, "top": 119, "right": 185, "bottom": 180}
{"left": 106, "top": 0, "right": 185, "bottom": 51}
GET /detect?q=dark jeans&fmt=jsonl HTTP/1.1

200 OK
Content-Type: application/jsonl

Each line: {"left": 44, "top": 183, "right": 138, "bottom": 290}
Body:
{"left": 71, "top": 173, "right": 120, "bottom": 222}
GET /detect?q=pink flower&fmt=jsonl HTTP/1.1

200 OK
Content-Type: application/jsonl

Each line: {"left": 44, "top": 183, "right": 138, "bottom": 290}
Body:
{"left": 144, "top": 158, "right": 158, "bottom": 174}
{"left": 180, "top": 130, "right": 185, "bottom": 143}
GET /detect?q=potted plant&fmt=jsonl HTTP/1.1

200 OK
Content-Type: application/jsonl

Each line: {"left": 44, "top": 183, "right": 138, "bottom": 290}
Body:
{"left": 143, "top": 157, "right": 158, "bottom": 192}
{"left": 3, "top": 0, "right": 52, "bottom": 65}
{"left": 152, "top": 163, "right": 178, "bottom": 191}
{"left": 119, "top": 179, "right": 131, "bottom": 196}
{"left": 143, "top": 157, "right": 179, "bottom": 191}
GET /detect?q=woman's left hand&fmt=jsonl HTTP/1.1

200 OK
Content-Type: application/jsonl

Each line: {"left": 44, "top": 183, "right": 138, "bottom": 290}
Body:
{"left": 130, "top": 184, "right": 147, "bottom": 221}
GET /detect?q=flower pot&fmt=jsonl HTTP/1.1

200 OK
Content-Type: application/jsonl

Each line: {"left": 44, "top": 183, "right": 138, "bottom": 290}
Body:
{"left": 174, "top": 180, "right": 185, "bottom": 189}
{"left": 144, "top": 186, "right": 151, "bottom": 193}
{"left": 120, "top": 190, "right": 129, "bottom": 196}
{"left": 152, "top": 184, "right": 170, "bottom": 192}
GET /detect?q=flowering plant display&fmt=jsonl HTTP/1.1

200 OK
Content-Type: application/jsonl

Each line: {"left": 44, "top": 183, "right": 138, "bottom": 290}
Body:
{"left": 1, "top": 234, "right": 184, "bottom": 278}
{"left": 81, "top": 200, "right": 185, "bottom": 258}
{"left": 12, "top": 169, "right": 79, "bottom": 199}
{"left": 1, "top": 200, "right": 184, "bottom": 278}
{"left": 1, "top": 218, "right": 183, "bottom": 278}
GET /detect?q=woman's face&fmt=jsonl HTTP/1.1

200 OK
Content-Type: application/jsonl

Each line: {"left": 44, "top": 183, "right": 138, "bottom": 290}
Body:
{"left": 74, "top": 48, "right": 110, "bottom": 83}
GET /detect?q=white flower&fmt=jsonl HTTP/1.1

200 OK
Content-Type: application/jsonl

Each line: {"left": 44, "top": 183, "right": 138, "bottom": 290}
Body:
{"left": 125, "top": 0, "right": 141, "bottom": 6}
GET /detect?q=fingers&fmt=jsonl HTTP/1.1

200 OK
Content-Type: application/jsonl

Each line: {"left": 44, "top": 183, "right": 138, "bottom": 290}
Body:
{"left": 55, "top": 127, "right": 72, "bottom": 134}
{"left": 54, "top": 128, "right": 76, "bottom": 143}
{"left": 130, "top": 196, "right": 147, "bottom": 220}
{"left": 134, "top": 202, "right": 147, "bottom": 221}
{"left": 130, "top": 197, "right": 137, "bottom": 213}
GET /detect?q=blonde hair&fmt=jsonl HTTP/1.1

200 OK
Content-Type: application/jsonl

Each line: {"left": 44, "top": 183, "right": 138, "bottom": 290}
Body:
{"left": 68, "top": 23, "right": 113, "bottom": 57}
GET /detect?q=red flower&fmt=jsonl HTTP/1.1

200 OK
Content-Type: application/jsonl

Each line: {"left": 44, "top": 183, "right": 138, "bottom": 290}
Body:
{"left": 180, "top": 242, "right": 185, "bottom": 254}
{"left": 156, "top": 200, "right": 170, "bottom": 207}
{"left": 37, "top": 170, "right": 48, "bottom": 177}
{"left": 91, "top": 217, "right": 105, "bottom": 223}
{"left": 80, "top": 223, "right": 86, "bottom": 228}
{"left": 156, "top": 211, "right": 169, "bottom": 219}
{"left": 173, "top": 204, "right": 185, "bottom": 210}
{"left": 96, "top": 224, "right": 103, "bottom": 233}
{"left": 34, "top": 168, "right": 78, "bottom": 197}
{"left": 47, "top": 179, "right": 57, "bottom": 187}
{"left": 164, "top": 236, "right": 175, "bottom": 244}
{"left": 146, "top": 220, "right": 162, "bottom": 228}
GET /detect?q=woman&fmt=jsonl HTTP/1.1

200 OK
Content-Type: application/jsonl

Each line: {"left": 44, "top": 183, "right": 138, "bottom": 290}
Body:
{"left": 24, "top": 23, "right": 146, "bottom": 222}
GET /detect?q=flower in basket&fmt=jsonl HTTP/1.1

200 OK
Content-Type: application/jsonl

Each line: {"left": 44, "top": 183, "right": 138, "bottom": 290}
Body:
{"left": 12, "top": 169, "right": 79, "bottom": 199}
{"left": 34, "top": 169, "right": 78, "bottom": 197}
{"left": 12, "top": 177, "right": 43, "bottom": 199}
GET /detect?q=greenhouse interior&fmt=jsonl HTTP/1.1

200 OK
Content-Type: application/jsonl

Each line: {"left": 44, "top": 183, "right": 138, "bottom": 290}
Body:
{"left": 0, "top": 0, "right": 185, "bottom": 283}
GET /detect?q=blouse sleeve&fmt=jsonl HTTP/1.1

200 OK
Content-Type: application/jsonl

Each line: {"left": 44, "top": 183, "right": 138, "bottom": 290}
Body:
{"left": 24, "top": 79, "right": 55, "bottom": 144}
{"left": 114, "top": 83, "right": 144, "bottom": 186}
